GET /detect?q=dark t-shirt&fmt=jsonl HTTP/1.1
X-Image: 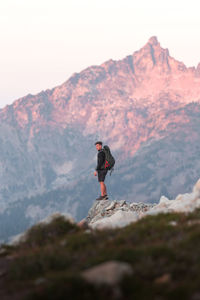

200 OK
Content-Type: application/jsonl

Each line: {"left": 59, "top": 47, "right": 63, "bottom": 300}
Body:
{"left": 96, "top": 150, "right": 105, "bottom": 171}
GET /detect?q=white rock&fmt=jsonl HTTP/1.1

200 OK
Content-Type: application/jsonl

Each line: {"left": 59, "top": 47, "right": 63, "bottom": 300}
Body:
{"left": 146, "top": 207, "right": 173, "bottom": 216}
{"left": 193, "top": 179, "right": 200, "bottom": 195}
{"left": 130, "top": 202, "right": 139, "bottom": 207}
{"left": 159, "top": 196, "right": 171, "bottom": 204}
{"left": 82, "top": 261, "right": 133, "bottom": 285}
{"left": 105, "top": 201, "right": 117, "bottom": 211}
{"left": 168, "top": 221, "right": 177, "bottom": 226}
{"left": 119, "top": 200, "right": 126, "bottom": 206}
{"left": 145, "top": 178, "right": 200, "bottom": 216}
{"left": 90, "top": 210, "right": 138, "bottom": 230}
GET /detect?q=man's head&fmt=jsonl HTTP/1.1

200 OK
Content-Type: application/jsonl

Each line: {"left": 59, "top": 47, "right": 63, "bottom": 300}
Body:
{"left": 95, "top": 141, "right": 103, "bottom": 151}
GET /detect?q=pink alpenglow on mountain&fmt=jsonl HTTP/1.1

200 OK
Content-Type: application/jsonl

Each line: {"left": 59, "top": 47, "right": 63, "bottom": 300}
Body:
{"left": 1, "top": 36, "right": 200, "bottom": 157}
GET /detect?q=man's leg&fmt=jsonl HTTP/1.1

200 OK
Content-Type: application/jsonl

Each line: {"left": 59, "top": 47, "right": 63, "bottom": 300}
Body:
{"left": 100, "top": 182, "right": 107, "bottom": 196}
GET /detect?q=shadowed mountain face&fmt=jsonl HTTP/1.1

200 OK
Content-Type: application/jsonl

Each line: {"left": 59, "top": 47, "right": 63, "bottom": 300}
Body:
{"left": 1, "top": 36, "right": 200, "bottom": 241}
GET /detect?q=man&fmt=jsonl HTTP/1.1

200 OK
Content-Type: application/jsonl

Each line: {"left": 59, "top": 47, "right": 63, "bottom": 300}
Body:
{"left": 94, "top": 141, "right": 108, "bottom": 200}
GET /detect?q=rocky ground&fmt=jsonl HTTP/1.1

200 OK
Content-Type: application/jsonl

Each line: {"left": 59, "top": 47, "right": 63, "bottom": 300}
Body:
{"left": 86, "top": 200, "right": 156, "bottom": 229}
{"left": 84, "top": 178, "right": 200, "bottom": 230}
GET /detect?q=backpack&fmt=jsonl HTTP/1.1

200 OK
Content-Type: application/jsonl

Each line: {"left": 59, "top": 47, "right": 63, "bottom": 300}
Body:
{"left": 103, "top": 145, "right": 115, "bottom": 171}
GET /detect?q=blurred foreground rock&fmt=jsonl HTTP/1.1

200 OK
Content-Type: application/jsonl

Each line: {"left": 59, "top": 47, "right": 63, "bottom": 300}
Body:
{"left": 81, "top": 261, "right": 133, "bottom": 285}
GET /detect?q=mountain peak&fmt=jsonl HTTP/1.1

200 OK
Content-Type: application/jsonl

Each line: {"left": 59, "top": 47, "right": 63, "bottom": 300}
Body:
{"left": 148, "top": 36, "right": 159, "bottom": 46}
{"left": 131, "top": 36, "right": 170, "bottom": 72}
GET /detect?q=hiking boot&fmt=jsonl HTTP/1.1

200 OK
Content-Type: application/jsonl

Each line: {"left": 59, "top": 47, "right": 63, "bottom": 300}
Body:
{"left": 103, "top": 194, "right": 109, "bottom": 200}
{"left": 96, "top": 195, "right": 106, "bottom": 201}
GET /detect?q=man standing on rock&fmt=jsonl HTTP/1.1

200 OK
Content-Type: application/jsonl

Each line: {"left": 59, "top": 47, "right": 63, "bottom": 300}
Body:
{"left": 94, "top": 141, "right": 108, "bottom": 200}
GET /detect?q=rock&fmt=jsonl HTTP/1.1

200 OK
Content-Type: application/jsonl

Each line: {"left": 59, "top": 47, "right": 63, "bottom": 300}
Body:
{"left": 168, "top": 221, "right": 177, "bottom": 226}
{"left": 193, "top": 179, "right": 200, "bottom": 195}
{"left": 154, "top": 273, "right": 171, "bottom": 284}
{"left": 129, "top": 202, "right": 138, "bottom": 207}
{"left": 105, "top": 201, "right": 117, "bottom": 211}
{"left": 86, "top": 178, "right": 200, "bottom": 231}
{"left": 147, "top": 178, "right": 200, "bottom": 216}
{"left": 34, "top": 277, "right": 47, "bottom": 285}
{"left": 81, "top": 261, "right": 133, "bottom": 285}
{"left": 129, "top": 202, "right": 155, "bottom": 213}
{"left": 0, "top": 248, "right": 7, "bottom": 256}
{"left": 60, "top": 239, "right": 67, "bottom": 246}
{"left": 90, "top": 210, "right": 138, "bottom": 230}
{"left": 77, "top": 218, "right": 88, "bottom": 229}
{"left": 118, "top": 200, "right": 126, "bottom": 207}
{"left": 84, "top": 229, "right": 92, "bottom": 234}
{"left": 86, "top": 200, "right": 111, "bottom": 224}
{"left": 86, "top": 199, "right": 156, "bottom": 230}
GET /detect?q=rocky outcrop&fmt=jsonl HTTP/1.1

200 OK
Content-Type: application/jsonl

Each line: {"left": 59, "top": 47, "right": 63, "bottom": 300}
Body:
{"left": 86, "top": 200, "right": 155, "bottom": 229}
{"left": 146, "top": 178, "right": 200, "bottom": 215}
{"left": 86, "top": 179, "right": 200, "bottom": 229}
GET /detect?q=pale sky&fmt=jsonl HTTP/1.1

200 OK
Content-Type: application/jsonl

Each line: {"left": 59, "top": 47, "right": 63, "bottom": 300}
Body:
{"left": 1, "top": 0, "right": 200, "bottom": 108}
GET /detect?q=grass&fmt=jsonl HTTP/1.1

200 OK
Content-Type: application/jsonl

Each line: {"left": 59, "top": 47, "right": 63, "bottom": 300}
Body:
{"left": 2, "top": 210, "right": 200, "bottom": 299}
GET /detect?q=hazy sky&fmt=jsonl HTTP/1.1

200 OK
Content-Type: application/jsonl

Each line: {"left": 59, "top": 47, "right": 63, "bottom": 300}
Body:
{"left": 1, "top": 0, "right": 200, "bottom": 108}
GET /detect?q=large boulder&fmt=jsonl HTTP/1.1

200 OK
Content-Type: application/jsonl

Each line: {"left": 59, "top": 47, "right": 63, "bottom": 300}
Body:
{"left": 81, "top": 261, "right": 133, "bottom": 285}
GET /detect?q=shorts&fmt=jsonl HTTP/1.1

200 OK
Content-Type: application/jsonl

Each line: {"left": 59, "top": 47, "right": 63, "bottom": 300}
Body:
{"left": 98, "top": 169, "right": 108, "bottom": 182}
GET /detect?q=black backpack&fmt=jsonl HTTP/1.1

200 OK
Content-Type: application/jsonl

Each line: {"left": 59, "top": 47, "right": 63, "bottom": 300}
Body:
{"left": 103, "top": 145, "right": 115, "bottom": 171}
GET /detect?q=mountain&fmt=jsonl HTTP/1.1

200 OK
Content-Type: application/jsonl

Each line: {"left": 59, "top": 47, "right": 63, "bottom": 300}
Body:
{"left": 1, "top": 36, "right": 200, "bottom": 241}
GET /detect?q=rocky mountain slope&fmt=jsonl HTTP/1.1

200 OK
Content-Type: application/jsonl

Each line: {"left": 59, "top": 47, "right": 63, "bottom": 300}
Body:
{"left": 1, "top": 36, "right": 200, "bottom": 241}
